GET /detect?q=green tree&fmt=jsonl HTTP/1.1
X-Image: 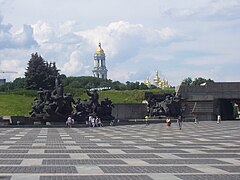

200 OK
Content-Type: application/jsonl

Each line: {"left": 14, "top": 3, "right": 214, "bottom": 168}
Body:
{"left": 12, "top": 77, "right": 25, "bottom": 89}
{"left": 45, "top": 62, "right": 60, "bottom": 90}
{"left": 181, "top": 77, "right": 193, "bottom": 86}
{"left": 192, "top": 77, "right": 214, "bottom": 86}
{"left": 181, "top": 77, "right": 214, "bottom": 86}
{"left": 25, "top": 53, "right": 59, "bottom": 90}
{"left": 139, "top": 82, "right": 148, "bottom": 90}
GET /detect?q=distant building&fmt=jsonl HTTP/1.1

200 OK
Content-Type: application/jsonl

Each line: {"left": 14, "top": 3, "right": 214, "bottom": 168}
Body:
{"left": 178, "top": 82, "right": 240, "bottom": 121}
{"left": 92, "top": 42, "right": 108, "bottom": 79}
{"left": 0, "top": 79, "right": 6, "bottom": 85}
{"left": 144, "top": 70, "right": 170, "bottom": 88}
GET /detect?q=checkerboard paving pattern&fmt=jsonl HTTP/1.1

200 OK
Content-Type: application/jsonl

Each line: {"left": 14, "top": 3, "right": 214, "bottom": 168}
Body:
{"left": 0, "top": 121, "right": 240, "bottom": 179}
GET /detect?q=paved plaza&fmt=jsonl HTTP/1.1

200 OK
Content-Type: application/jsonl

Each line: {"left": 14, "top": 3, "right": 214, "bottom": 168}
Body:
{"left": 0, "top": 121, "right": 240, "bottom": 180}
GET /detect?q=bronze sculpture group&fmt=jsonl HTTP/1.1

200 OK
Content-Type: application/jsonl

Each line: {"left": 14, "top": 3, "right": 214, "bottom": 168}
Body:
{"left": 145, "top": 92, "right": 182, "bottom": 117}
{"left": 29, "top": 77, "right": 114, "bottom": 124}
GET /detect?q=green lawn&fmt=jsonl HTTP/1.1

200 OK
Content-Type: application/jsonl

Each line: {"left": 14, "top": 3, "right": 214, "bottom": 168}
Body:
{"left": 0, "top": 94, "right": 34, "bottom": 116}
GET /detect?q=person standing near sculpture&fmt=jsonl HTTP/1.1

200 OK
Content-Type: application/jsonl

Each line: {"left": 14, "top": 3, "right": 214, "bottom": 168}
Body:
{"left": 217, "top": 115, "right": 221, "bottom": 124}
{"left": 194, "top": 115, "right": 199, "bottom": 124}
{"left": 97, "top": 117, "right": 103, "bottom": 127}
{"left": 66, "top": 116, "right": 73, "bottom": 128}
{"left": 88, "top": 115, "right": 92, "bottom": 127}
{"left": 145, "top": 115, "right": 149, "bottom": 126}
{"left": 177, "top": 115, "right": 183, "bottom": 130}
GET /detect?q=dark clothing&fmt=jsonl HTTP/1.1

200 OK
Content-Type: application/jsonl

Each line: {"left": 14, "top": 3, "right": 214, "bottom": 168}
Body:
{"left": 177, "top": 115, "right": 183, "bottom": 130}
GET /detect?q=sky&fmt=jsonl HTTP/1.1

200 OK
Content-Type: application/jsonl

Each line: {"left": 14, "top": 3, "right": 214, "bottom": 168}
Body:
{"left": 0, "top": 0, "right": 239, "bottom": 86}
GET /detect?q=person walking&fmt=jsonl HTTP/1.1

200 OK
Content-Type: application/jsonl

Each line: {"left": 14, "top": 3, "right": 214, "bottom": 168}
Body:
{"left": 194, "top": 115, "right": 199, "bottom": 124}
{"left": 177, "top": 115, "right": 183, "bottom": 130}
{"left": 145, "top": 115, "right": 149, "bottom": 126}
{"left": 217, "top": 114, "right": 221, "bottom": 124}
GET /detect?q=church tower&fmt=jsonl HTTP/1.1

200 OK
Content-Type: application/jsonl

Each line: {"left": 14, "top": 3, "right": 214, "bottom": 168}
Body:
{"left": 92, "top": 42, "right": 108, "bottom": 79}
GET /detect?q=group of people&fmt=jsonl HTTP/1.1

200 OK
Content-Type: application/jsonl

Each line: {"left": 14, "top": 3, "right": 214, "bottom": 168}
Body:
{"left": 88, "top": 115, "right": 103, "bottom": 127}
{"left": 66, "top": 115, "right": 104, "bottom": 128}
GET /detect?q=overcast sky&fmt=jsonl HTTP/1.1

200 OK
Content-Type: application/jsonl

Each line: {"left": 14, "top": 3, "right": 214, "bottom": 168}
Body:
{"left": 0, "top": 0, "right": 239, "bottom": 86}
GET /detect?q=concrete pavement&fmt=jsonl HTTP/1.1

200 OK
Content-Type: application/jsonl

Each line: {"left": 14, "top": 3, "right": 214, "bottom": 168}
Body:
{"left": 0, "top": 121, "right": 240, "bottom": 179}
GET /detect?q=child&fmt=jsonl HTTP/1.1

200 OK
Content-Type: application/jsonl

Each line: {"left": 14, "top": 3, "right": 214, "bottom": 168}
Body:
{"left": 166, "top": 118, "right": 171, "bottom": 127}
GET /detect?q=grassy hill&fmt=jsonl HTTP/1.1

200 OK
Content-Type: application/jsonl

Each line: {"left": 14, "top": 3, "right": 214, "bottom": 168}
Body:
{"left": 0, "top": 88, "right": 175, "bottom": 116}
{"left": 0, "top": 94, "right": 34, "bottom": 116}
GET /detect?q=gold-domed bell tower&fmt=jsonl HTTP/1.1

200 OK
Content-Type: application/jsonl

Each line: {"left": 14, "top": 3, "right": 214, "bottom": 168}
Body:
{"left": 92, "top": 42, "right": 108, "bottom": 79}
{"left": 153, "top": 70, "right": 160, "bottom": 86}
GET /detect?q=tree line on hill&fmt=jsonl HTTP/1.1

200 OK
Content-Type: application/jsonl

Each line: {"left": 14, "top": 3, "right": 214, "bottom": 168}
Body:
{"left": 0, "top": 53, "right": 156, "bottom": 92}
{"left": 0, "top": 53, "right": 214, "bottom": 92}
{"left": 181, "top": 77, "right": 214, "bottom": 86}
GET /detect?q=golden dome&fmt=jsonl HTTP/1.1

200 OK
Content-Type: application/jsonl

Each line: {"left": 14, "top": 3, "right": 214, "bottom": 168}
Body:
{"left": 96, "top": 42, "right": 104, "bottom": 54}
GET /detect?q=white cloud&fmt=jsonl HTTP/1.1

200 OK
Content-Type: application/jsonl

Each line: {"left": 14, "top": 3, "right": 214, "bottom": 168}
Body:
{"left": 161, "top": 0, "right": 240, "bottom": 21}
{"left": 32, "top": 21, "right": 54, "bottom": 44}
{"left": 158, "top": 27, "right": 176, "bottom": 40}
{"left": 184, "top": 56, "right": 230, "bottom": 66}
{"left": 76, "top": 21, "right": 180, "bottom": 60}
{"left": 62, "top": 50, "right": 81, "bottom": 74}
{"left": 13, "top": 24, "right": 38, "bottom": 48}
{"left": 109, "top": 69, "right": 137, "bottom": 82}
{"left": 0, "top": 16, "right": 38, "bottom": 49}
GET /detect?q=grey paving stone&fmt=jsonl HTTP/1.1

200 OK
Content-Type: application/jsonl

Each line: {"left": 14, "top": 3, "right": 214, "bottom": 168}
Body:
{"left": 44, "top": 149, "right": 108, "bottom": 153}
{"left": 214, "top": 166, "right": 240, "bottom": 173}
{"left": 88, "top": 154, "right": 161, "bottom": 159}
{"left": 122, "top": 150, "right": 188, "bottom": 153}
{"left": 40, "top": 175, "right": 153, "bottom": 180}
{"left": 0, "top": 150, "right": 28, "bottom": 153}
{"left": 81, "top": 146, "right": 138, "bottom": 149}
{"left": 202, "top": 149, "right": 240, "bottom": 153}
{"left": 176, "top": 174, "right": 240, "bottom": 180}
{"left": 8, "top": 146, "right": 66, "bottom": 149}
{"left": 0, "top": 166, "right": 77, "bottom": 173}
{"left": 99, "top": 166, "right": 202, "bottom": 173}
{"left": 42, "top": 159, "right": 127, "bottom": 165}
{"left": 174, "top": 153, "right": 240, "bottom": 158}
{"left": 0, "top": 154, "right": 70, "bottom": 158}
{"left": 0, "top": 160, "right": 22, "bottom": 165}
{"left": 149, "top": 145, "right": 208, "bottom": 149}
{"left": 143, "top": 159, "right": 231, "bottom": 164}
